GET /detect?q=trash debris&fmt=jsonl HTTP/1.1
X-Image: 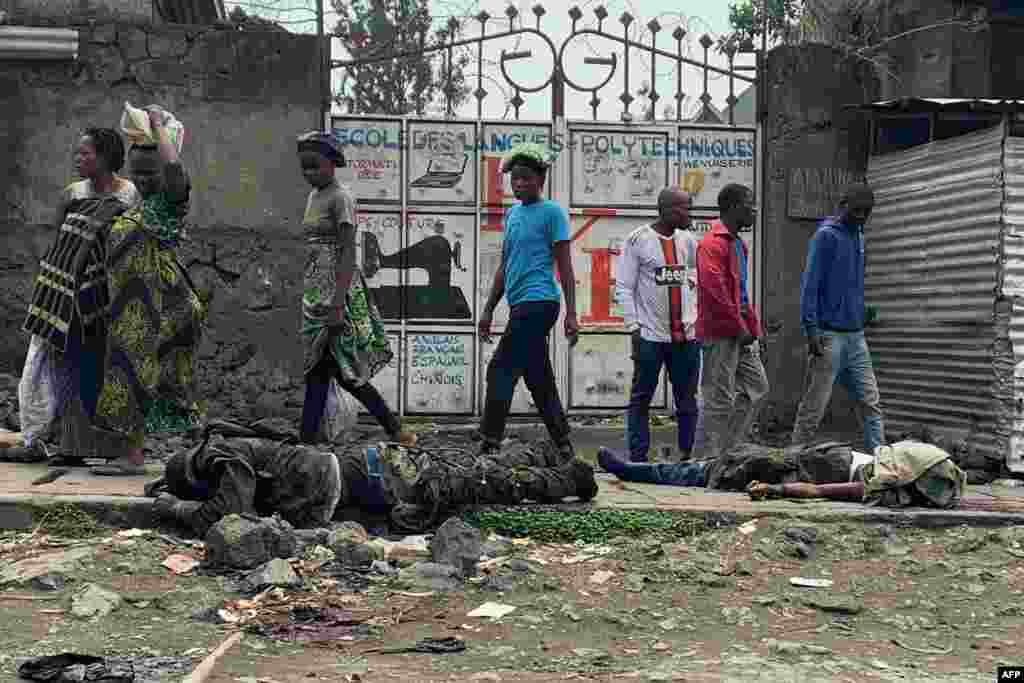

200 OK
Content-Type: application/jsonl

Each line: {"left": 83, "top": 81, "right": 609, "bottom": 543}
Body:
{"left": 652, "top": 641, "right": 671, "bottom": 652}
{"left": 32, "top": 469, "right": 69, "bottom": 486}
{"left": 118, "top": 528, "right": 152, "bottom": 538}
{"left": 366, "top": 637, "right": 467, "bottom": 655}
{"left": 589, "top": 570, "right": 614, "bottom": 586}
{"left": 252, "top": 606, "right": 372, "bottom": 643}
{"left": 890, "top": 639, "right": 953, "bottom": 655}
{"left": 0, "top": 547, "right": 94, "bottom": 586}
{"left": 17, "top": 654, "right": 134, "bottom": 682}
{"left": 182, "top": 631, "right": 244, "bottom": 683}
{"left": 802, "top": 595, "right": 863, "bottom": 615}
{"left": 242, "top": 558, "right": 302, "bottom": 591}
{"left": 162, "top": 554, "right": 200, "bottom": 575}
{"left": 789, "top": 577, "right": 833, "bottom": 589}
{"left": 738, "top": 521, "right": 758, "bottom": 535}
{"left": 71, "top": 583, "right": 123, "bottom": 619}
{"left": 467, "top": 602, "right": 517, "bottom": 619}
{"left": 30, "top": 573, "right": 66, "bottom": 592}
{"left": 766, "top": 639, "right": 832, "bottom": 656}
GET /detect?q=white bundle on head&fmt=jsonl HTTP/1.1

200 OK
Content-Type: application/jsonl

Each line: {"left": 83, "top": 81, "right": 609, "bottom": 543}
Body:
{"left": 120, "top": 101, "right": 185, "bottom": 154}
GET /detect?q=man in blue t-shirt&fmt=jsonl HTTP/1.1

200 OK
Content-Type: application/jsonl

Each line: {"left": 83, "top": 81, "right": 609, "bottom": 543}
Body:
{"left": 478, "top": 143, "right": 579, "bottom": 457}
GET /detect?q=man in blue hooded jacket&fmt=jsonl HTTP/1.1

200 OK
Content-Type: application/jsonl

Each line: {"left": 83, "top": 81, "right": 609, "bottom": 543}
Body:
{"left": 790, "top": 183, "right": 884, "bottom": 452}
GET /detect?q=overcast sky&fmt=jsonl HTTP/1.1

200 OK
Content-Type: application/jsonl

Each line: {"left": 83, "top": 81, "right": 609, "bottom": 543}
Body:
{"left": 230, "top": 0, "right": 753, "bottom": 121}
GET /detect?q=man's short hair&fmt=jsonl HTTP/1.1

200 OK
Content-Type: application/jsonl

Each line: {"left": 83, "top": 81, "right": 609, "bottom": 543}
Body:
{"left": 718, "top": 183, "right": 751, "bottom": 213}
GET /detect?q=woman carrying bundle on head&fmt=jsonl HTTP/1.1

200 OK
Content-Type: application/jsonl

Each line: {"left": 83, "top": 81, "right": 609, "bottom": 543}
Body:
{"left": 80, "top": 104, "right": 205, "bottom": 475}
{"left": 295, "top": 131, "right": 415, "bottom": 447}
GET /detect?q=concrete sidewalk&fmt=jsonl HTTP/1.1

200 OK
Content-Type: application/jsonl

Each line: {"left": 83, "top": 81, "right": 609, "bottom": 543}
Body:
{"left": 4, "top": 458, "right": 1024, "bottom": 532}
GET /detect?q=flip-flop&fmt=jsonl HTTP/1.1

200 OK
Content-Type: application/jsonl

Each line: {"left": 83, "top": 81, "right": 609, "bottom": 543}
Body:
{"left": 91, "top": 461, "right": 147, "bottom": 476}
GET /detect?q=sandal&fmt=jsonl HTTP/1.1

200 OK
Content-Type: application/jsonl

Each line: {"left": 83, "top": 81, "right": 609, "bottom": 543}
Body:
{"left": 90, "top": 459, "right": 147, "bottom": 476}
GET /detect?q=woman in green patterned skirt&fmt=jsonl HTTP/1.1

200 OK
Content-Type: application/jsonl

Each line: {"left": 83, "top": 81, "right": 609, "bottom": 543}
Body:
{"left": 296, "top": 131, "right": 414, "bottom": 447}
{"left": 87, "top": 108, "right": 206, "bottom": 475}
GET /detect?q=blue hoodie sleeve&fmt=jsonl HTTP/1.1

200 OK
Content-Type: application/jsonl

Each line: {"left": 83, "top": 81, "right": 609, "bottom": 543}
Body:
{"left": 800, "top": 227, "right": 836, "bottom": 338}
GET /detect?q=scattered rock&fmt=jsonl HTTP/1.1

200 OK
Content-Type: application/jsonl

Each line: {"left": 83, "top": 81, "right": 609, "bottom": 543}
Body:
{"left": 400, "top": 562, "right": 462, "bottom": 592}
{"left": 243, "top": 558, "right": 302, "bottom": 591}
{"left": 733, "top": 560, "right": 753, "bottom": 577}
{"left": 506, "top": 559, "right": 534, "bottom": 574}
{"left": 430, "top": 518, "right": 483, "bottom": 578}
{"left": 30, "top": 573, "right": 66, "bottom": 592}
{"left": 624, "top": 574, "right": 646, "bottom": 592}
{"left": 71, "top": 583, "right": 123, "bottom": 619}
{"left": 480, "top": 574, "right": 517, "bottom": 593}
{"left": 949, "top": 533, "right": 987, "bottom": 555}
{"left": 589, "top": 569, "right": 614, "bottom": 585}
{"left": 204, "top": 515, "right": 298, "bottom": 570}
{"left": 782, "top": 526, "right": 818, "bottom": 560}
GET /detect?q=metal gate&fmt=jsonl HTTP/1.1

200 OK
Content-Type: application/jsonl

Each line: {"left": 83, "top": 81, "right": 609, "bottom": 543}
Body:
{"left": 331, "top": 6, "right": 758, "bottom": 418}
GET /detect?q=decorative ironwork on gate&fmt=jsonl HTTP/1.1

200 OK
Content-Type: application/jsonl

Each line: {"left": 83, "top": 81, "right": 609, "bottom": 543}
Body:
{"left": 331, "top": 3, "right": 758, "bottom": 123}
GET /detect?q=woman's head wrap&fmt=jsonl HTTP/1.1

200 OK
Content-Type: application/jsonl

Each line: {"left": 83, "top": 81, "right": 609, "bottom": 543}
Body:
{"left": 297, "top": 131, "right": 346, "bottom": 166}
{"left": 501, "top": 142, "right": 555, "bottom": 174}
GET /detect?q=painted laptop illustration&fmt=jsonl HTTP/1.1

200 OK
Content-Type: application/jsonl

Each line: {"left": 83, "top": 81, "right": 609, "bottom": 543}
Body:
{"left": 410, "top": 154, "right": 469, "bottom": 189}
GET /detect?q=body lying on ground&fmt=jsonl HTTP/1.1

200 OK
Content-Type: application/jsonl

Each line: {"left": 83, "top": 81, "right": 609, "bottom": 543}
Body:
{"left": 146, "top": 420, "right": 598, "bottom": 537}
{"left": 598, "top": 440, "right": 966, "bottom": 509}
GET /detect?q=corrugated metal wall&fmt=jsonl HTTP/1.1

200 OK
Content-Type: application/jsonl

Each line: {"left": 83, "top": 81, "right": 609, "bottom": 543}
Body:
{"left": 866, "top": 124, "right": 1006, "bottom": 459}
{"left": 1003, "top": 135, "right": 1024, "bottom": 472}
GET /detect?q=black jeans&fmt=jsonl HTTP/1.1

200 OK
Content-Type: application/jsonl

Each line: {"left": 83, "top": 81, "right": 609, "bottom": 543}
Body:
{"left": 479, "top": 301, "right": 570, "bottom": 449}
{"left": 301, "top": 354, "right": 400, "bottom": 444}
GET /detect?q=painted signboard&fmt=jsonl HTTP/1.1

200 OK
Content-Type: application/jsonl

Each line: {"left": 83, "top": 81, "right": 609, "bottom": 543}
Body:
{"left": 478, "top": 211, "right": 508, "bottom": 328}
{"left": 569, "top": 333, "right": 666, "bottom": 410}
{"left": 358, "top": 332, "right": 400, "bottom": 417}
{"left": 405, "top": 331, "right": 475, "bottom": 415}
{"left": 402, "top": 212, "right": 475, "bottom": 323}
{"left": 333, "top": 118, "right": 402, "bottom": 203}
{"left": 480, "top": 123, "right": 553, "bottom": 207}
{"left": 569, "top": 211, "right": 631, "bottom": 331}
{"left": 677, "top": 127, "right": 756, "bottom": 209}
{"left": 407, "top": 121, "right": 476, "bottom": 205}
{"left": 570, "top": 129, "right": 670, "bottom": 208}
{"left": 787, "top": 167, "right": 864, "bottom": 220}
{"left": 359, "top": 212, "right": 403, "bottom": 321}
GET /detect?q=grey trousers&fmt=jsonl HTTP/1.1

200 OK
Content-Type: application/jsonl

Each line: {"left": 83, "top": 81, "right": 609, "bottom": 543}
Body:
{"left": 699, "top": 337, "right": 769, "bottom": 476}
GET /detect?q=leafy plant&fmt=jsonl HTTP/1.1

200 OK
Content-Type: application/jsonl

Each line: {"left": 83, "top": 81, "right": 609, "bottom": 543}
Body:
{"left": 333, "top": 0, "right": 470, "bottom": 116}
{"left": 464, "top": 509, "right": 704, "bottom": 544}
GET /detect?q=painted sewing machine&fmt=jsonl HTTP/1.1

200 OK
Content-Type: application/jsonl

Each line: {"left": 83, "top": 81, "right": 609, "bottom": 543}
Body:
{"left": 362, "top": 222, "right": 471, "bottom": 320}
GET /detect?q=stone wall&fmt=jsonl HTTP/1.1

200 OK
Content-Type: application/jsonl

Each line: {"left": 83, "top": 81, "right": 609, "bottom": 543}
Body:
{"left": 759, "top": 44, "right": 878, "bottom": 438}
{"left": 0, "top": 22, "right": 323, "bottom": 419}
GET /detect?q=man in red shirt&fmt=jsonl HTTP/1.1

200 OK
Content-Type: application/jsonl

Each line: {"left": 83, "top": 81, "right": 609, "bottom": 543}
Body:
{"left": 696, "top": 183, "right": 769, "bottom": 487}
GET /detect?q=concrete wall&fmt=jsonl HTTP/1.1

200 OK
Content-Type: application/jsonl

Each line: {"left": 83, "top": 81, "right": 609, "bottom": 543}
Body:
{"left": 759, "top": 44, "right": 878, "bottom": 437}
{"left": 0, "top": 22, "right": 323, "bottom": 420}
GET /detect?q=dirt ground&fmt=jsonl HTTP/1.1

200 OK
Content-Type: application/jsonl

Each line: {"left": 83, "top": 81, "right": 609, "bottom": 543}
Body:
{"left": 1, "top": 515, "right": 1021, "bottom": 683}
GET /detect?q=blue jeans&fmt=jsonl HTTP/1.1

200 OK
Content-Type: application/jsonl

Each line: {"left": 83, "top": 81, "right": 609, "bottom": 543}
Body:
{"left": 626, "top": 338, "right": 701, "bottom": 462}
{"left": 607, "top": 448, "right": 709, "bottom": 486}
{"left": 791, "top": 329, "right": 884, "bottom": 453}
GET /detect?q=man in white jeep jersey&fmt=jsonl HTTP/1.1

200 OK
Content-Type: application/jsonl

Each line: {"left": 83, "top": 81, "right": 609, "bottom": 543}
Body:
{"left": 613, "top": 187, "right": 701, "bottom": 462}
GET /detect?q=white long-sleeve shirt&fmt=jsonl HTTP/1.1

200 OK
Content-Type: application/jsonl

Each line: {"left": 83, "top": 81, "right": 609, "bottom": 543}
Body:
{"left": 616, "top": 223, "right": 699, "bottom": 343}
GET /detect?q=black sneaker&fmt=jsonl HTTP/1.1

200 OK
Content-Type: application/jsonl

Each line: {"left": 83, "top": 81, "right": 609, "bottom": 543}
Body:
{"left": 1, "top": 442, "right": 47, "bottom": 463}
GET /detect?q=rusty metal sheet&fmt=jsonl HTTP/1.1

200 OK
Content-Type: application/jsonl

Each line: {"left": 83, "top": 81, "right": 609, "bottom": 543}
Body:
{"left": 1003, "top": 135, "right": 1024, "bottom": 472}
{"left": 866, "top": 124, "right": 1005, "bottom": 457}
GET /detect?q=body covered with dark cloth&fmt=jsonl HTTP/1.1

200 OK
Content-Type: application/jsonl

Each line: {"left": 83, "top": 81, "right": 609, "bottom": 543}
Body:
{"left": 149, "top": 422, "right": 598, "bottom": 536}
